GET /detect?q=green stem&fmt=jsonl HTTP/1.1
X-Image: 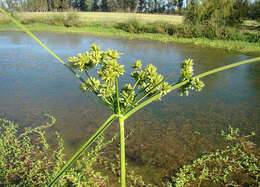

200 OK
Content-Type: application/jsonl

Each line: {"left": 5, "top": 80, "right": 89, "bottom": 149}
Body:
{"left": 198, "top": 177, "right": 203, "bottom": 187}
{"left": 84, "top": 70, "right": 97, "bottom": 92}
{"left": 83, "top": 70, "right": 113, "bottom": 109}
{"left": 119, "top": 116, "right": 126, "bottom": 187}
{"left": 133, "top": 78, "right": 140, "bottom": 90}
{"left": 116, "top": 78, "right": 121, "bottom": 115}
{"left": 116, "top": 78, "right": 126, "bottom": 187}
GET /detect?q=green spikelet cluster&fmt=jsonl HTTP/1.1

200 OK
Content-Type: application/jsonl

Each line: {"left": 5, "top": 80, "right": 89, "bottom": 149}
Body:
{"left": 179, "top": 59, "right": 204, "bottom": 96}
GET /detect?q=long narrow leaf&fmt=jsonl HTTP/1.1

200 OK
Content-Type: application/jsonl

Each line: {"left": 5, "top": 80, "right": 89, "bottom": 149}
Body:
{"left": 48, "top": 114, "right": 117, "bottom": 186}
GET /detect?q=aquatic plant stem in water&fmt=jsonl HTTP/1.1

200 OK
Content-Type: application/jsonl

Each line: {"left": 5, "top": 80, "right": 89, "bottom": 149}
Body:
{"left": 116, "top": 76, "right": 126, "bottom": 187}
{"left": 119, "top": 116, "right": 126, "bottom": 187}
{"left": 198, "top": 177, "right": 202, "bottom": 187}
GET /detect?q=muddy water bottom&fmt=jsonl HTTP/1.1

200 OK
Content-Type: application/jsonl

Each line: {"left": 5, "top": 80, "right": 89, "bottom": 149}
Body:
{"left": 0, "top": 31, "right": 259, "bottom": 185}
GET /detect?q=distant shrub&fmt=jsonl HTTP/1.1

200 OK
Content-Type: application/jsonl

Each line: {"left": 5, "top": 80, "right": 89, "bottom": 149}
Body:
{"left": 184, "top": 0, "right": 246, "bottom": 27}
{"left": 113, "top": 19, "right": 260, "bottom": 43}
{"left": 248, "top": 1, "right": 260, "bottom": 21}
{"left": 46, "top": 14, "right": 66, "bottom": 26}
{"left": 150, "top": 21, "right": 174, "bottom": 35}
{"left": 244, "top": 32, "right": 260, "bottom": 43}
{"left": 18, "top": 12, "right": 82, "bottom": 27}
{"left": 64, "top": 12, "right": 81, "bottom": 27}
{"left": 0, "top": 16, "right": 9, "bottom": 24}
{"left": 115, "top": 19, "right": 153, "bottom": 33}
{"left": 20, "top": 16, "right": 45, "bottom": 25}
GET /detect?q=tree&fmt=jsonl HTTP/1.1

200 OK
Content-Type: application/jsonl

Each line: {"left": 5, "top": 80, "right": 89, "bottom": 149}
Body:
{"left": 184, "top": 0, "right": 247, "bottom": 26}
{"left": 185, "top": 0, "right": 200, "bottom": 24}
{"left": 137, "top": 0, "right": 146, "bottom": 12}
{"left": 92, "top": 0, "right": 99, "bottom": 11}
{"left": 177, "top": 0, "right": 183, "bottom": 9}
{"left": 101, "top": 0, "right": 108, "bottom": 11}
{"left": 0, "top": 1, "right": 4, "bottom": 8}
{"left": 165, "top": 0, "right": 177, "bottom": 13}
{"left": 107, "top": 0, "right": 118, "bottom": 11}
{"left": 79, "top": 0, "right": 87, "bottom": 10}
{"left": 130, "top": 0, "right": 138, "bottom": 12}
{"left": 229, "top": 0, "right": 249, "bottom": 24}
{"left": 248, "top": 0, "right": 260, "bottom": 21}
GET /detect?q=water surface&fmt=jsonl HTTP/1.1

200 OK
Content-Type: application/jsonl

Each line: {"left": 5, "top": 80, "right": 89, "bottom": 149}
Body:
{"left": 0, "top": 31, "right": 259, "bottom": 184}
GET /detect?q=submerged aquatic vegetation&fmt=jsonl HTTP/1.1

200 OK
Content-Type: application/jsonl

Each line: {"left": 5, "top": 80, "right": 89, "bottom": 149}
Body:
{"left": 168, "top": 126, "right": 260, "bottom": 187}
{"left": 0, "top": 115, "right": 59, "bottom": 186}
{"left": 0, "top": 116, "right": 118, "bottom": 186}
{"left": 0, "top": 8, "right": 260, "bottom": 187}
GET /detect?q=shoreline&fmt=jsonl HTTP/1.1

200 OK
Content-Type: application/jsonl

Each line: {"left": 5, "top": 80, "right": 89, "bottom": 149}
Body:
{"left": 1, "top": 23, "right": 260, "bottom": 56}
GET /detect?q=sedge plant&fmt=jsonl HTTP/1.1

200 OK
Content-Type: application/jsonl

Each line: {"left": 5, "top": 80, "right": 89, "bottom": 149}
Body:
{"left": 1, "top": 8, "right": 260, "bottom": 187}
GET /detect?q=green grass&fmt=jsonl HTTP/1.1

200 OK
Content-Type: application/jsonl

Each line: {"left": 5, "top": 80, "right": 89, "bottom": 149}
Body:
{"left": 1, "top": 22, "right": 260, "bottom": 55}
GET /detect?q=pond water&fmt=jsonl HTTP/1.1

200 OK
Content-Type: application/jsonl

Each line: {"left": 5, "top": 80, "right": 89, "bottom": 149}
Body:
{"left": 0, "top": 31, "right": 259, "bottom": 185}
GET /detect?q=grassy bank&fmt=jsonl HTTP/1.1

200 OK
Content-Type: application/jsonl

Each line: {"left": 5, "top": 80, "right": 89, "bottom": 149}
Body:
{"left": 0, "top": 12, "right": 259, "bottom": 55}
{"left": 1, "top": 22, "right": 260, "bottom": 55}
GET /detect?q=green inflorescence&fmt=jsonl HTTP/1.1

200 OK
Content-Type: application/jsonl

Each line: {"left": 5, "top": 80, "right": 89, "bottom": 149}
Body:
{"left": 179, "top": 59, "right": 205, "bottom": 96}
{"left": 68, "top": 44, "right": 204, "bottom": 114}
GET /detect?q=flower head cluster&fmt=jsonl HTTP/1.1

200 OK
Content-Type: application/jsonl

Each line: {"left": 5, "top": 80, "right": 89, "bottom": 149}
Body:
{"left": 120, "top": 84, "right": 135, "bottom": 107}
{"left": 132, "top": 60, "right": 142, "bottom": 69}
{"left": 98, "top": 59, "right": 124, "bottom": 82}
{"left": 68, "top": 44, "right": 102, "bottom": 71}
{"left": 68, "top": 44, "right": 125, "bottom": 111}
{"left": 69, "top": 44, "right": 204, "bottom": 114}
{"left": 179, "top": 59, "right": 204, "bottom": 96}
{"left": 131, "top": 63, "right": 171, "bottom": 97}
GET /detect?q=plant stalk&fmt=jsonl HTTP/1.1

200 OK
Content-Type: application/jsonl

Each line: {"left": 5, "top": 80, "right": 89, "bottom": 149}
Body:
{"left": 198, "top": 177, "right": 202, "bottom": 187}
{"left": 119, "top": 116, "right": 126, "bottom": 187}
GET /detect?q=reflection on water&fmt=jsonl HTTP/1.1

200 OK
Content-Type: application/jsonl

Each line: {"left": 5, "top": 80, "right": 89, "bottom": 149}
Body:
{"left": 0, "top": 31, "right": 259, "bottom": 184}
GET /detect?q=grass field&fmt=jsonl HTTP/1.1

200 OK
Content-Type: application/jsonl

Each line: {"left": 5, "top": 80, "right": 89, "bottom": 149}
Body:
{"left": 0, "top": 11, "right": 184, "bottom": 25}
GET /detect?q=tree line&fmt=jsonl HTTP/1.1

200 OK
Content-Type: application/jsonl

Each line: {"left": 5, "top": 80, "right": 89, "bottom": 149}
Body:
{"left": 0, "top": 0, "right": 259, "bottom": 21}
{"left": 0, "top": 0, "right": 185, "bottom": 13}
{"left": 186, "top": 0, "right": 259, "bottom": 24}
